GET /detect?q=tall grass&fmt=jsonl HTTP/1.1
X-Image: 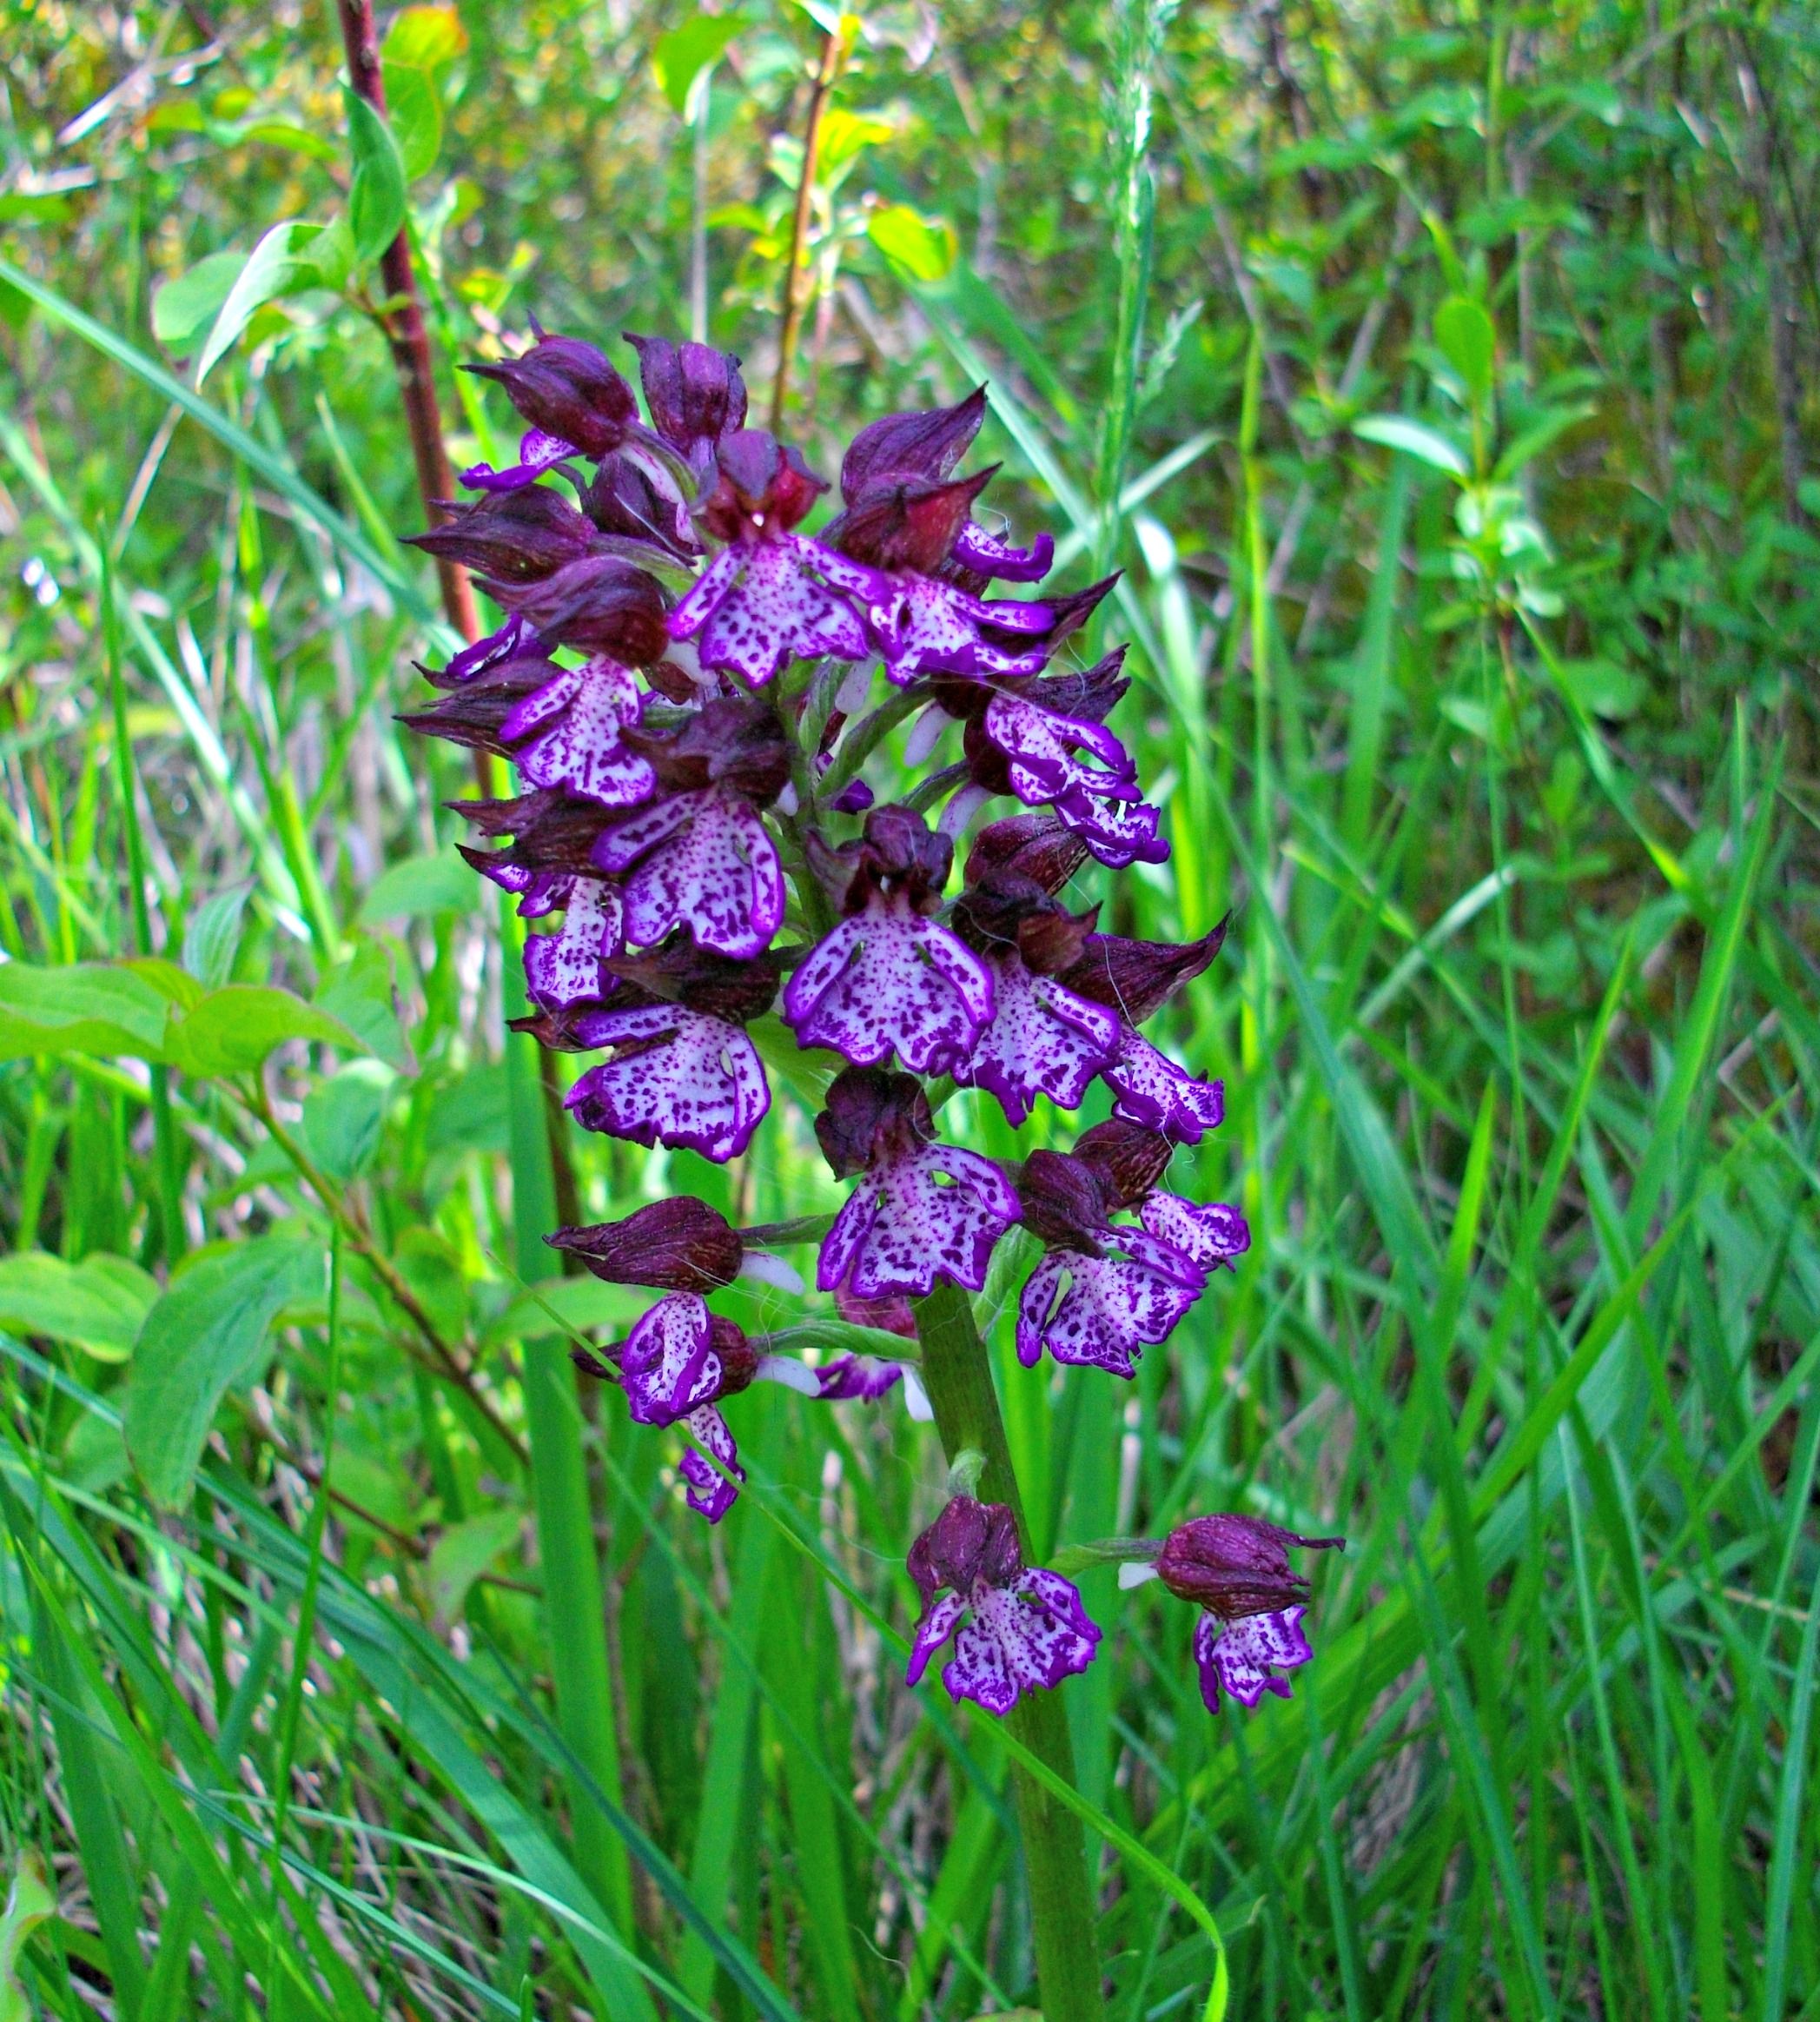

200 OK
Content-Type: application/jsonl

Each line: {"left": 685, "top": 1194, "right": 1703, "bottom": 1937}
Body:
{"left": 1, "top": 1, "right": 1816, "bottom": 2017}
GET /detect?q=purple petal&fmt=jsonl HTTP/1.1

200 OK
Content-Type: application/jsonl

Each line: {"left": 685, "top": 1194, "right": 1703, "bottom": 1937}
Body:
{"left": 1103, "top": 1034, "right": 1226, "bottom": 1144}
{"left": 1194, "top": 1605, "right": 1313, "bottom": 1713}
{"left": 500, "top": 658, "right": 657, "bottom": 807}
{"left": 522, "top": 879, "right": 622, "bottom": 1008}
{"left": 592, "top": 786, "right": 784, "bottom": 959}
{"left": 816, "top": 1142, "right": 1019, "bottom": 1299}
{"left": 679, "top": 1403, "right": 743, "bottom": 1522}
{"left": 619, "top": 1293, "right": 721, "bottom": 1426}
{"left": 1015, "top": 1232, "right": 1205, "bottom": 1378}
{"left": 983, "top": 691, "right": 1137, "bottom": 808}
{"left": 670, "top": 535, "right": 877, "bottom": 686}
{"left": 1056, "top": 786, "right": 1170, "bottom": 868}
{"left": 957, "top": 957, "right": 1122, "bottom": 1128}
{"left": 942, "top": 1572, "right": 1101, "bottom": 1714}
{"left": 906, "top": 1590, "right": 967, "bottom": 1687}
{"left": 952, "top": 520, "right": 1055, "bottom": 583}
{"left": 460, "top": 428, "right": 579, "bottom": 493}
{"left": 1141, "top": 1193, "right": 1251, "bottom": 1270}
{"left": 565, "top": 1004, "right": 770, "bottom": 1162}
{"left": 812, "top": 1353, "right": 907, "bottom": 1404}
{"left": 783, "top": 908, "right": 994, "bottom": 1073}
{"left": 868, "top": 575, "right": 1055, "bottom": 686}
{"left": 440, "top": 613, "right": 539, "bottom": 684}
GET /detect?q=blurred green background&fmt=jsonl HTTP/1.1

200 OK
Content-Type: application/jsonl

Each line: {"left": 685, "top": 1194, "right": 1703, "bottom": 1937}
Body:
{"left": 1, "top": 0, "right": 1816, "bottom": 2016}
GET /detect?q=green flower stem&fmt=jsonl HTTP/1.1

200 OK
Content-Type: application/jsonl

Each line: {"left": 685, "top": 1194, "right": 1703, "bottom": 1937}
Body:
{"left": 501, "top": 896, "right": 634, "bottom": 1938}
{"left": 911, "top": 1276, "right": 1108, "bottom": 2022}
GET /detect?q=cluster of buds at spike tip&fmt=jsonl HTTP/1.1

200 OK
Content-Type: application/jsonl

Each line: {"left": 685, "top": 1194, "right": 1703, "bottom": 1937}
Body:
{"left": 402, "top": 324, "right": 1334, "bottom": 1714}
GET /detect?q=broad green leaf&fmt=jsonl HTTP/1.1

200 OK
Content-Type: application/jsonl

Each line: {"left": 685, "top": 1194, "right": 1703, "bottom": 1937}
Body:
{"left": 299, "top": 1059, "right": 395, "bottom": 1181}
{"left": 381, "top": 61, "right": 443, "bottom": 180}
{"left": 1354, "top": 414, "right": 1470, "bottom": 478}
{"left": 150, "top": 249, "right": 249, "bottom": 349}
{"left": 195, "top": 219, "right": 322, "bottom": 383}
{"left": 164, "top": 984, "right": 369, "bottom": 1076}
{"left": 181, "top": 883, "right": 251, "bottom": 988}
{"left": 1559, "top": 656, "right": 1645, "bottom": 721}
{"left": 315, "top": 943, "right": 411, "bottom": 1072}
{"left": 867, "top": 203, "right": 957, "bottom": 282}
{"left": 426, "top": 1509, "right": 522, "bottom": 1626}
{"left": 381, "top": 3, "right": 468, "bottom": 69}
{"left": 1433, "top": 295, "right": 1496, "bottom": 403}
{"left": 0, "top": 1251, "right": 159, "bottom": 1362}
{"left": 346, "top": 92, "right": 408, "bottom": 265}
{"left": 0, "top": 960, "right": 171, "bottom": 1061}
{"left": 126, "top": 1236, "right": 325, "bottom": 1507}
{"left": 652, "top": 13, "right": 748, "bottom": 116}
{"left": 358, "top": 848, "right": 476, "bottom": 924}
{"left": 0, "top": 1850, "right": 55, "bottom": 2022}
{"left": 125, "top": 954, "right": 206, "bottom": 1011}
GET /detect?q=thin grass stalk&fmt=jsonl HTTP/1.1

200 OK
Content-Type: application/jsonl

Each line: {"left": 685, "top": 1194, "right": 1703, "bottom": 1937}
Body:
{"left": 769, "top": 26, "right": 846, "bottom": 432}
{"left": 910, "top": 1278, "right": 1107, "bottom": 2022}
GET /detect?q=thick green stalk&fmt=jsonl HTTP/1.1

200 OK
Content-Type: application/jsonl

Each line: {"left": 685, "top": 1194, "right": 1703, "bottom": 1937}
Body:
{"left": 911, "top": 1277, "right": 1107, "bottom": 2022}
{"left": 500, "top": 895, "right": 633, "bottom": 1936}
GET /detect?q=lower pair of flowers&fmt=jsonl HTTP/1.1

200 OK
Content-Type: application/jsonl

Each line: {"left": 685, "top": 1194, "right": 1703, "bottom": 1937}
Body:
{"left": 907, "top": 1486, "right": 1345, "bottom": 1720}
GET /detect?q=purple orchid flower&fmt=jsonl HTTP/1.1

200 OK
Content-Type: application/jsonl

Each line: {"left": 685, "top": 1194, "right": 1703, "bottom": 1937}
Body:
{"left": 667, "top": 431, "right": 884, "bottom": 685}
{"left": 1140, "top": 1192, "right": 1251, "bottom": 1270}
{"left": 591, "top": 784, "right": 784, "bottom": 960}
{"left": 814, "top": 1068, "right": 1020, "bottom": 1300}
{"left": 948, "top": 866, "right": 1122, "bottom": 1127}
{"left": 1102, "top": 1032, "right": 1227, "bottom": 1142}
{"left": 497, "top": 657, "right": 658, "bottom": 806}
{"left": 1012, "top": 1137, "right": 1208, "bottom": 1378}
{"left": 1146, "top": 1514, "right": 1345, "bottom": 1712}
{"left": 904, "top": 1495, "right": 1101, "bottom": 1714}
{"left": 520, "top": 874, "right": 624, "bottom": 1009}
{"left": 784, "top": 805, "right": 995, "bottom": 1074}
{"left": 460, "top": 330, "right": 639, "bottom": 490}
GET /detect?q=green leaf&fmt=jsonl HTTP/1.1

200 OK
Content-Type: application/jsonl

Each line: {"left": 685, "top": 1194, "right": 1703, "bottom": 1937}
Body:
{"left": 0, "top": 961, "right": 172, "bottom": 1061}
{"left": 0, "top": 1850, "right": 55, "bottom": 2022}
{"left": 126, "top": 1236, "right": 325, "bottom": 1507}
{"left": 195, "top": 219, "right": 322, "bottom": 384}
{"left": 866, "top": 202, "right": 957, "bottom": 282}
{"left": 1433, "top": 295, "right": 1496, "bottom": 404}
{"left": 426, "top": 1509, "right": 521, "bottom": 1627}
{"left": 1354, "top": 413, "right": 1470, "bottom": 478}
{"left": 358, "top": 848, "right": 476, "bottom": 924}
{"left": 381, "top": 3, "right": 468, "bottom": 69}
{"left": 164, "top": 984, "right": 369, "bottom": 1076}
{"left": 1492, "top": 401, "right": 1595, "bottom": 481}
{"left": 315, "top": 943, "right": 411, "bottom": 1072}
{"left": 0, "top": 1251, "right": 159, "bottom": 1362}
{"left": 652, "top": 13, "right": 748, "bottom": 117}
{"left": 181, "top": 884, "right": 251, "bottom": 988}
{"left": 381, "top": 61, "right": 443, "bottom": 180}
{"left": 298, "top": 1060, "right": 395, "bottom": 1182}
{"left": 1559, "top": 657, "right": 1645, "bottom": 721}
{"left": 346, "top": 91, "right": 408, "bottom": 265}
{"left": 150, "top": 249, "right": 249, "bottom": 350}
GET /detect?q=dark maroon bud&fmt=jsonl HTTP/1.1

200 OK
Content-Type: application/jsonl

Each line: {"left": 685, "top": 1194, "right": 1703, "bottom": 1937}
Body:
{"left": 1015, "top": 1149, "right": 1111, "bottom": 1250}
{"left": 809, "top": 802, "right": 954, "bottom": 914}
{"left": 1060, "top": 918, "right": 1230, "bottom": 1024}
{"left": 1155, "top": 1515, "right": 1345, "bottom": 1619}
{"left": 453, "top": 793, "right": 624, "bottom": 872}
{"left": 816, "top": 1065, "right": 933, "bottom": 1178}
{"left": 623, "top": 694, "right": 790, "bottom": 802}
{"left": 641, "top": 658, "right": 705, "bottom": 704}
{"left": 548, "top": 1198, "right": 745, "bottom": 1292}
{"left": 484, "top": 557, "right": 672, "bottom": 665}
{"left": 833, "top": 1283, "right": 917, "bottom": 1337}
{"left": 1072, "top": 1117, "right": 1174, "bottom": 1209}
{"left": 466, "top": 334, "right": 638, "bottom": 456}
{"left": 710, "top": 1316, "right": 762, "bottom": 1396}
{"left": 571, "top": 1343, "right": 620, "bottom": 1382}
{"left": 1021, "top": 573, "right": 1117, "bottom": 648}
{"left": 698, "top": 429, "right": 827, "bottom": 540}
{"left": 1032, "top": 646, "right": 1129, "bottom": 726}
{"left": 965, "top": 812, "right": 1091, "bottom": 895}
{"left": 602, "top": 939, "right": 784, "bottom": 1024}
{"left": 951, "top": 869, "right": 1095, "bottom": 973}
{"left": 405, "top": 487, "right": 600, "bottom": 584}
{"left": 398, "top": 653, "right": 560, "bottom": 751}
{"left": 625, "top": 333, "right": 748, "bottom": 461}
{"left": 580, "top": 452, "right": 696, "bottom": 554}
{"left": 907, "top": 1493, "right": 1022, "bottom": 1607}
{"left": 841, "top": 388, "right": 987, "bottom": 500}
{"left": 829, "top": 469, "right": 992, "bottom": 573}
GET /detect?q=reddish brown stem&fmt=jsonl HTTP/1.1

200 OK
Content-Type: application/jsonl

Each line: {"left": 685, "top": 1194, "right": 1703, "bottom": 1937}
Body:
{"left": 334, "top": 0, "right": 481, "bottom": 643}
{"left": 769, "top": 28, "right": 845, "bottom": 433}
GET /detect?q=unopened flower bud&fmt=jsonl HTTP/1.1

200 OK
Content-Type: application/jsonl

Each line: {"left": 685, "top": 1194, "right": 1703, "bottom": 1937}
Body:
{"left": 1155, "top": 1514, "right": 1344, "bottom": 1620}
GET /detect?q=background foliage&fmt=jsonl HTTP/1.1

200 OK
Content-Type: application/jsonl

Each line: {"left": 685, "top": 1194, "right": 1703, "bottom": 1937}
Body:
{"left": 1, "top": 0, "right": 1817, "bottom": 2016}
